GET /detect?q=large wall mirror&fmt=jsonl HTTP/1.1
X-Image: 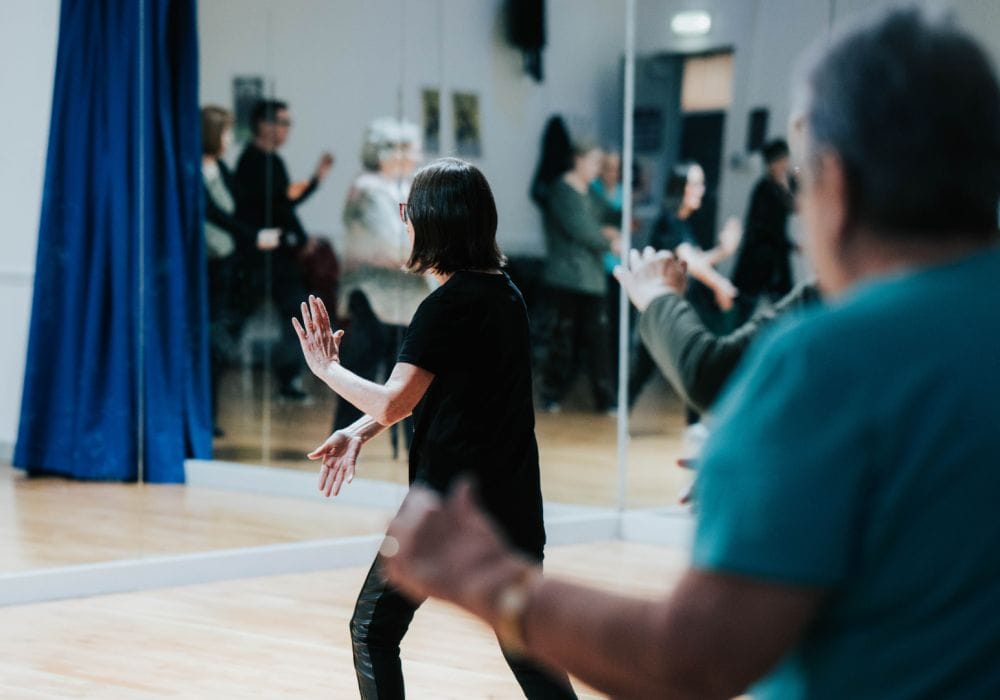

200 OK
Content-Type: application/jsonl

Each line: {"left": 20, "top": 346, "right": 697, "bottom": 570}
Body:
{"left": 624, "top": 0, "right": 837, "bottom": 513}
{"left": 621, "top": 0, "right": 998, "bottom": 515}
{"left": 194, "top": 0, "right": 633, "bottom": 514}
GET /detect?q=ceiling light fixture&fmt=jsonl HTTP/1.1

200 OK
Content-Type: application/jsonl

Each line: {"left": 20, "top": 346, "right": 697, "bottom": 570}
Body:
{"left": 671, "top": 10, "right": 712, "bottom": 37}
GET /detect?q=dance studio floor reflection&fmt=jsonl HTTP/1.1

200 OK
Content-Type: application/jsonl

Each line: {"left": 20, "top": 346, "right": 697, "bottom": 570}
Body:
{"left": 212, "top": 368, "right": 691, "bottom": 509}
{"left": 0, "top": 464, "right": 393, "bottom": 573}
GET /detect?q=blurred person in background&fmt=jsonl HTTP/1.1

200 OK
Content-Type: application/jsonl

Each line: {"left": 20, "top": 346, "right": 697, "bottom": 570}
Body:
{"left": 233, "top": 98, "right": 334, "bottom": 401}
{"left": 333, "top": 118, "right": 429, "bottom": 456}
{"left": 629, "top": 161, "right": 741, "bottom": 426}
{"left": 200, "top": 105, "right": 281, "bottom": 434}
{"left": 731, "top": 138, "right": 798, "bottom": 323}
{"left": 537, "top": 138, "right": 621, "bottom": 414}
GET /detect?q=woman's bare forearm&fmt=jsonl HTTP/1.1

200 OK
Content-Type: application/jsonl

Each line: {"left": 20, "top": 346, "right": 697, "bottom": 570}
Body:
{"left": 703, "top": 244, "right": 729, "bottom": 267}
{"left": 320, "top": 361, "right": 433, "bottom": 427}
{"left": 343, "top": 414, "right": 390, "bottom": 444}
{"left": 320, "top": 362, "right": 403, "bottom": 426}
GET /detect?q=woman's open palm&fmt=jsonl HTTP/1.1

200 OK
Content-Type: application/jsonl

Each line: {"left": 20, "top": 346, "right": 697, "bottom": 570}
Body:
{"left": 292, "top": 295, "right": 344, "bottom": 379}
{"left": 308, "top": 430, "right": 363, "bottom": 497}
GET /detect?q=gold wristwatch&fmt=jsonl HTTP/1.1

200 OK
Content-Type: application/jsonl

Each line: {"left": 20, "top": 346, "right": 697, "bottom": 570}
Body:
{"left": 494, "top": 567, "right": 541, "bottom": 657}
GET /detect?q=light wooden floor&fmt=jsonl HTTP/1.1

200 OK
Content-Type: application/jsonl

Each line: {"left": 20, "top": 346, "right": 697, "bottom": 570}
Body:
{"left": 213, "top": 369, "right": 693, "bottom": 509}
{"left": 0, "top": 540, "right": 689, "bottom": 699}
{"left": 0, "top": 465, "right": 393, "bottom": 573}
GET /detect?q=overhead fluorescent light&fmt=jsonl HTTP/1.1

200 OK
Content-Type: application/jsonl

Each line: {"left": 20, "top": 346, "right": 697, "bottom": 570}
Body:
{"left": 671, "top": 10, "right": 712, "bottom": 36}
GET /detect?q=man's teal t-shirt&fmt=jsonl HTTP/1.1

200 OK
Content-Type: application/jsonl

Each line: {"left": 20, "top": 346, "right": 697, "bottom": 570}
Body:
{"left": 693, "top": 247, "right": 1000, "bottom": 699}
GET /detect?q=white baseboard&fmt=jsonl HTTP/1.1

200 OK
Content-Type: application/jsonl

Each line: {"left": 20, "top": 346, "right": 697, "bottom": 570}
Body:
{"left": 620, "top": 508, "right": 695, "bottom": 548}
{"left": 186, "top": 459, "right": 409, "bottom": 510}
{"left": 0, "top": 461, "right": 691, "bottom": 607}
{"left": 0, "top": 534, "right": 385, "bottom": 607}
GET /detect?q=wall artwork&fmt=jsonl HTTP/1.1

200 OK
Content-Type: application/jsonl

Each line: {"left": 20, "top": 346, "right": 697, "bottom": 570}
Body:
{"left": 421, "top": 88, "right": 440, "bottom": 154}
{"left": 232, "top": 76, "right": 265, "bottom": 143}
{"left": 452, "top": 91, "right": 482, "bottom": 158}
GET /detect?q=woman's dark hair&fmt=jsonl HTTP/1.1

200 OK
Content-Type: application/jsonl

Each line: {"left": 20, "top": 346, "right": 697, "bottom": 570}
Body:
{"left": 529, "top": 115, "right": 573, "bottom": 208}
{"left": 761, "top": 138, "right": 790, "bottom": 164}
{"left": 406, "top": 158, "right": 506, "bottom": 274}
{"left": 200, "top": 105, "right": 232, "bottom": 156}
{"left": 663, "top": 161, "right": 699, "bottom": 212}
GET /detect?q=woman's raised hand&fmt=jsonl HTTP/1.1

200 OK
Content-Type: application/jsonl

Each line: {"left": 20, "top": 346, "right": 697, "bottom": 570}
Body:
{"left": 292, "top": 295, "right": 344, "bottom": 379}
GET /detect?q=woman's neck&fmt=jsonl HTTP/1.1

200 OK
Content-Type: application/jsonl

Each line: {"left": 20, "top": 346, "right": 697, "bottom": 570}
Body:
{"left": 432, "top": 270, "right": 452, "bottom": 286}
{"left": 431, "top": 268, "right": 502, "bottom": 285}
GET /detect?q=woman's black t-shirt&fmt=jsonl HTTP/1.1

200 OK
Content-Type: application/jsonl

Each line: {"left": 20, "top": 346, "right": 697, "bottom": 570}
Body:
{"left": 397, "top": 270, "right": 545, "bottom": 559}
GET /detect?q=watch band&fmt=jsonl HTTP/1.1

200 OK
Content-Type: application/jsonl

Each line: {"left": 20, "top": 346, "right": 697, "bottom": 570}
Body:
{"left": 494, "top": 567, "right": 541, "bottom": 657}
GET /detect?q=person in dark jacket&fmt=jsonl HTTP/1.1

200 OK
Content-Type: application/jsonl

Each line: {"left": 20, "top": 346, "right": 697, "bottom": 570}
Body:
{"left": 200, "top": 105, "right": 281, "bottom": 433}
{"left": 731, "top": 138, "right": 797, "bottom": 323}
{"left": 233, "top": 99, "right": 334, "bottom": 401}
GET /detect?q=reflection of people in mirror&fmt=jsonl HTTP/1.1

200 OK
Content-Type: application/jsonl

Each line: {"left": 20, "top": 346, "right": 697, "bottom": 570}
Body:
{"left": 629, "top": 161, "right": 741, "bottom": 421}
{"left": 615, "top": 247, "right": 820, "bottom": 415}
{"left": 590, "top": 150, "right": 627, "bottom": 374}
{"left": 731, "top": 138, "right": 797, "bottom": 324}
{"left": 537, "top": 137, "right": 621, "bottom": 414}
{"left": 333, "top": 118, "right": 429, "bottom": 457}
{"left": 232, "top": 98, "right": 335, "bottom": 402}
{"left": 200, "top": 105, "right": 283, "bottom": 436}
{"left": 293, "top": 158, "right": 578, "bottom": 700}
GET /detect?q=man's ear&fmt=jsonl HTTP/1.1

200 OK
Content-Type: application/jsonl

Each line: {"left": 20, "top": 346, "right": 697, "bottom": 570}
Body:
{"left": 814, "top": 150, "right": 851, "bottom": 249}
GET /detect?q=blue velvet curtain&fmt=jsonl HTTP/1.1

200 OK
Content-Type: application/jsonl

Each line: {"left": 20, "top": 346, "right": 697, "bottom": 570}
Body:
{"left": 14, "top": 0, "right": 211, "bottom": 482}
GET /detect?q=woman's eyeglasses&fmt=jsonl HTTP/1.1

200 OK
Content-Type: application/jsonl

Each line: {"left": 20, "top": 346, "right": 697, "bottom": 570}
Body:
{"left": 399, "top": 202, "right": 409, "bottom": 224}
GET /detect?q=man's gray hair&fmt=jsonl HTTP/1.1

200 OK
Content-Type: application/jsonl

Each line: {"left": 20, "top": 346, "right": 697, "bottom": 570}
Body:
{"left": 800, "top": 8, "right": 1000, "bottom": 235}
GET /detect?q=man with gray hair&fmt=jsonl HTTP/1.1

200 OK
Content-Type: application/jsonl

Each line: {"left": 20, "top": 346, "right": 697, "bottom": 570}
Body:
{"left": 376, "top": 9, "right": 1000, "bottom": 698}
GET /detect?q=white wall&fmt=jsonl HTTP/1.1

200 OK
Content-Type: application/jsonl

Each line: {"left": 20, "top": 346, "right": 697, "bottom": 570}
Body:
{"left": 198, "top": 0, "right": 628, "bottom": 257}
{"left": 0, "top": 0, "right": 60, "bottom": 453}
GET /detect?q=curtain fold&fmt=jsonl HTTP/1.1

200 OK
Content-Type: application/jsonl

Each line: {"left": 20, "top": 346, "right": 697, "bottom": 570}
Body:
{"left": 14, "top": 0, "right": 210, "bottom": 483}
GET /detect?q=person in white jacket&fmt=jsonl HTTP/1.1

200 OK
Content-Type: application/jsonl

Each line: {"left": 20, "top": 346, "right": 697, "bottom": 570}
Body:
{"left": 333, "top": 118, "right": 431, "bottom": 455}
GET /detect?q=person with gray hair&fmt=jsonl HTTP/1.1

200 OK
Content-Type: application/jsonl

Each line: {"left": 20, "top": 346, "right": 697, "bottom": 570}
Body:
{"left": 332, "top": 118, "right": 431, "bottom": 449}
{"left": 537, "top": 136, "right": 621, "bottom": 414}
{"left": 377, "top": 9, "right": 1000, "bottom": 698}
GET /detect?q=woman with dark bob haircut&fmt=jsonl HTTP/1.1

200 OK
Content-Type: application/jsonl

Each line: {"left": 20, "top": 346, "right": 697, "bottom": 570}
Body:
{"left": 293, "top": 158, "right": 577, "bottom": 699}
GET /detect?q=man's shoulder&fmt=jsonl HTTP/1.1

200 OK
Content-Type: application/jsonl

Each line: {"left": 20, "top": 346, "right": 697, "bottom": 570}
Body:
{"left": 234, "top": 145, "right": 259, "bottom": 171}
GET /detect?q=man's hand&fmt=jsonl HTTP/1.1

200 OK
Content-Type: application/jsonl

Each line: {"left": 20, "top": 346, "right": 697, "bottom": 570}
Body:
{"left": 381, "top": 480, "right": 532, "bottom": 622}
{"left": 315, "top": 152, "right": 335, "bottom": 181}
{"left": 291, "top": 295, "right": 343, "bottom": 378}
{"left": 613, "top": 247, "right": 688, "bottom": 313}
{"left": 256, "top": 227, "right": 281, "bottom": 251}
{"left": 309, "top": 430, "right": 363, "bottom": 497}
